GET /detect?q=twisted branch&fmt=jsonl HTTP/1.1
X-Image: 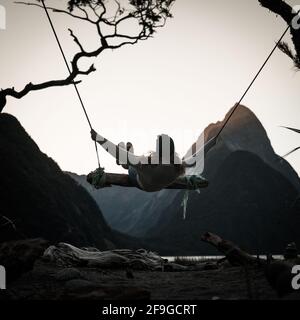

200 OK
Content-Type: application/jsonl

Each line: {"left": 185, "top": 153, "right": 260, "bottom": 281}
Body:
{"left": 0, "top": 0, "right": 174, "bottom": 112}
{"left": 258, "top": 0, "right": 300, "bottom": 69}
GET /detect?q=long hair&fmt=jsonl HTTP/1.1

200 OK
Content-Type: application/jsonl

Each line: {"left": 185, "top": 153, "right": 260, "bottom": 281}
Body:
{"left": 156, "top": 135, "right": 185, "bottom": 176}
{"left": 156, "top": 134, "right": 176, "bottom": 164}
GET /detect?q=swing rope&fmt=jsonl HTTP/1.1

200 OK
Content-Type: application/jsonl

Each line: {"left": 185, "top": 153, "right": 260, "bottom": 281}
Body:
{"left": 215, "top": 25, "right": 291, "bottom": 140}
{"left": 41, "top": 0, "right": 291, "bottom": 176}
{"left": 182, "top": 25, "right": 290, "bottom": 219}
{"left": 41, "top": 0, "right": 101, "bottom": 169}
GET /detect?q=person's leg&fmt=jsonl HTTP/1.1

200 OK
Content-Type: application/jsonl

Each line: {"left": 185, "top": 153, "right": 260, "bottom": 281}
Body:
{"left": 93, "top": 131, "right": 140, "bottom": 165}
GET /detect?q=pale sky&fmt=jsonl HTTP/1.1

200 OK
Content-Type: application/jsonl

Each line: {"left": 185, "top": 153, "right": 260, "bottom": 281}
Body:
{"left": 1, "top": 0, "right": 300, "bottom": 175}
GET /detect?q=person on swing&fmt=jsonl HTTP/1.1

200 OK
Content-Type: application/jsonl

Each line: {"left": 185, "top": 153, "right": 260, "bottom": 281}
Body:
{"left": 91, "top": 129, "right": 187, "bottom": 192}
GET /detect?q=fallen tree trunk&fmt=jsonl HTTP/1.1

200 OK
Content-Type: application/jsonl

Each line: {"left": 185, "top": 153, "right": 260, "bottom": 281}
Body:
{"left": 201, "top": 232, "right": 257, "bottom": 266}
{"left": 201, "top": 232, "right": 300, "bottom": 298}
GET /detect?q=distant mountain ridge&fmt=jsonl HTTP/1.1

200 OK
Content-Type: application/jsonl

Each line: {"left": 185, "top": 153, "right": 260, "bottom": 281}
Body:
{"left": 0, "top": 113, "right": 137, "bottom": 249}
{"left": 192, "top": 105, "right": 300, "bottom": 188}
{"left": 145, "top": 150, "right": 300, "bottom": 255}
{"left": 143, "top": 105, "right": 300, "bottom": 254}
{"left": 69, "top": 105, "right": 300, "bottom": 255}
{"left": 67, "top": 173, "right": 159, "bottom": 237}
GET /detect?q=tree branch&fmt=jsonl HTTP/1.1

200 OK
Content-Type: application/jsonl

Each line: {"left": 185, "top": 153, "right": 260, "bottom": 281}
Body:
{"left": 15, "top": 1, "right": 96, "bottom": 23}
{"left": 0, "top": 0, "right": 174, "bottom": 112}
{"left": 77, "top": 64, "right": 96, "bottom": 75}
{"left": 68, "top": 28, "right": 85, "bottom": 52}
{"left": 88, "top": 3, "right": 101, "bottom": 19}
{"left": 201, "top": 232, "right": 258, "bottom": 266}
{"left": 75, "top": 3, "right": 89, "bottom": 19}
{"left": 259, "top": 0, "right": 293, "bottom": 23}
{"left": 0, "top": 215, "right": 17, "bottom": 232}
{"left": 258, "top": 0, "right": 300, "bottom": 69}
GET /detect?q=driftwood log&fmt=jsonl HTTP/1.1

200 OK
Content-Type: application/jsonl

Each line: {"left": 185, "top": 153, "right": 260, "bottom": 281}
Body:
{"left": 201, "top": 232, "right": 300, "bottom": 297}
{"left": 43, "top": 243, "right": 167, "bottom": 271}
{"left": 201, "top": 232, "right": 257, "bottom": 266}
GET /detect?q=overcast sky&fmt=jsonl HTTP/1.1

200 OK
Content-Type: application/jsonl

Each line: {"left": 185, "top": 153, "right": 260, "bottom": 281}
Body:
{"left": 1, "top": 0, "right": 300, "bottom": 175}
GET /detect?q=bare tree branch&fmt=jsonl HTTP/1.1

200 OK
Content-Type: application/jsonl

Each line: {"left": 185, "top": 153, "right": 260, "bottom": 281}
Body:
{"left": 201, "top": 232, "right": 258, "bottom": 266}
{"left": 258, "top": 0, "right": 300, "bottom": 69}
{"left": 259, "top": 0, "right": 294, "bottom": 23}
{"left": 75, "top": 3, "right": 89, "bottom": 19}
{"left": 15, "top": 1, "right": 96, "bottom": 23}
{"left": 0, "top": 215, "right": 17, "bottom": 232}
{"left": 68, "top": 28, "right": 85, "bottom": 52}
{"left": 0, "top": 0, "right": 175, "bottom": 112}
{"left": 88, "top": 2, "right": 101, "bottom": 19}
{"left": 77, "top": 64, "right": 97, "bottom": 75}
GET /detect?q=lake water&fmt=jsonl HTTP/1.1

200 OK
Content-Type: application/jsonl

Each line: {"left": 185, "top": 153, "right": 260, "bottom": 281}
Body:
{"left": 163, "top": 255, "right": 284, "bottom": 262}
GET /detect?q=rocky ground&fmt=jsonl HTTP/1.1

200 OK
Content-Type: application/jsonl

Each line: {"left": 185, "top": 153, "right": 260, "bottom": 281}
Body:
{"left": 0, "top": 239, "right": 299, "bottom": 301}
{"left": 0, "top": 261, "right": 279, "bottom": 300}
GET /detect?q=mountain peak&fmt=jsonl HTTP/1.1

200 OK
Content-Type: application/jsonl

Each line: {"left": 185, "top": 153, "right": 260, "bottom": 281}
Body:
{"left": 204, "top": 104, "right": 261, "bottom": 142}
{"left": 192, "top": 105, "right": 300, "bottom": 189}
{"left": 0, "top": 113, "right": 130, "bottom": 248}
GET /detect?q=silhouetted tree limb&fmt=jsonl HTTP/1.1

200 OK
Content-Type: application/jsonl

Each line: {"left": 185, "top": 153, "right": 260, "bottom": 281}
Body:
{"left": 0, "top": 0, "right": 174, "bottom": 112}
{"left": 258, "top": 0, "right": 300, "bottom": 69}
{"left": 201, "top": 232, "right": 257, "bottom": 266}
{"left": 0, "top": 215, "right": 17, "bottom": 232}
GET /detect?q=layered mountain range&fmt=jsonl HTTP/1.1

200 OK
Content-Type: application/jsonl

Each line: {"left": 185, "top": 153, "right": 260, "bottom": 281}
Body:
{"left": 0, "top": 113, "right": 137, "bottom": 250}
{"left": 70, "top": 105, "right": 300, "bottom": 255}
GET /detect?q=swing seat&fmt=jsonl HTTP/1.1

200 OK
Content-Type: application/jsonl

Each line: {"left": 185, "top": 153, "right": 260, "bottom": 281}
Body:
{"left": 87, "top": 168, "right": 209, "bottom": 191}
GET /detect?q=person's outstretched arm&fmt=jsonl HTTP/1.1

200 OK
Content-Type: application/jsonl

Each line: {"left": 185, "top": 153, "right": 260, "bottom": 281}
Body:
{"left": 91, "top": 129, "right": 141, "bottom": 166}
